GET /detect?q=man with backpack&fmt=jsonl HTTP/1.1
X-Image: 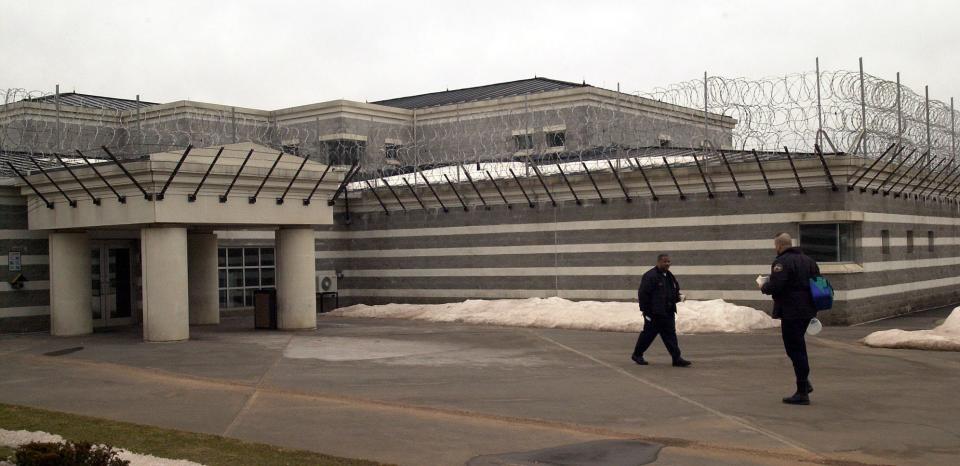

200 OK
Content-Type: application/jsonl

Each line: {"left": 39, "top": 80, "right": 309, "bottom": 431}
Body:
{"left": 759, "top": 232, "right": 821, "bottom": 405}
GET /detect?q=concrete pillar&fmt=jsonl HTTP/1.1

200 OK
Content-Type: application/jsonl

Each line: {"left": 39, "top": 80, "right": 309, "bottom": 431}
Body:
{"left": 187, "top": 232, "right": 219, "bottom": 325}
{"left": 275, "top": 227, "right": 316, "bottom": 329}
{"left": 49, "top": 232, "right": 92, "bottom": 336}
{"left": 141, "top": 227, "right": 189, "bottom": 342}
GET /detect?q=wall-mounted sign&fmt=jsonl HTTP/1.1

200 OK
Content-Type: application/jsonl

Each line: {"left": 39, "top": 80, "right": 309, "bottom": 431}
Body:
{"left": 8, "top": 251, "right": 21, "bottom": 272}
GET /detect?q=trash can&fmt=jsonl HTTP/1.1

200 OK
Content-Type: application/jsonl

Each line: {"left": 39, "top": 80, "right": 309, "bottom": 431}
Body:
{"left": 253, "top": 289, "right": 277, "bottom": 329}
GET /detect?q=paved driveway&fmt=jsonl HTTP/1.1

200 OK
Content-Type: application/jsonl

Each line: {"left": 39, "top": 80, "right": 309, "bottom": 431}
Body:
{"left": 0, "top": 308, "right": 957, "bottom": 465}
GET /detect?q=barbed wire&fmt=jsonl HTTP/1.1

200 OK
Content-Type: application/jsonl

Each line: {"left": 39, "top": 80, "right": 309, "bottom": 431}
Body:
{"left": 3, "top": 68, "right": 958, "bottom": 187}
{"left": 644, "top": 70, "right": 958, "bottom": 158}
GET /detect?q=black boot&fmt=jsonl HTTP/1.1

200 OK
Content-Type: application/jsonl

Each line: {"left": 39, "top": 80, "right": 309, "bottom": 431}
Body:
{"left": 782, "top": 381, "right": 810, "bottom": 405}
{"left": 672, "top": 358, "right": 692, "bottom": 367}
{"left": 631, "top": 355, "right": 649, "bottom": 365}
{"left": 804, "top": 380, "right": 814, "bottom": 394}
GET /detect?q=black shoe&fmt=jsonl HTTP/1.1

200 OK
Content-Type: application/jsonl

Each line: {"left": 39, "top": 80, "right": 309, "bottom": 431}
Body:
{"left": 783, "top": 382, "right": 810, "bottom": 405}
{"left": 782, "top": 392, "right": 810, "bottom": 405}
{"left": 672, "top": 358, "right": 692, "bottom": 367}
{"left": 631, "top": 355, "right": 649, "bottom": 365}
{"left": 804, "top": 380, "right": 814, "bottom": 394}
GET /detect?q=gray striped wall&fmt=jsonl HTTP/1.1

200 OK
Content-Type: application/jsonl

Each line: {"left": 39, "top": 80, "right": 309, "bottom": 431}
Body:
{"left": 0, "top": 187, "right": 50, "bottom": 332}
{"left": 5, "top": 154, "right": 960, "bottom": 331}
{"left": 317, "top": 157, "right": 960, "bottom": 325}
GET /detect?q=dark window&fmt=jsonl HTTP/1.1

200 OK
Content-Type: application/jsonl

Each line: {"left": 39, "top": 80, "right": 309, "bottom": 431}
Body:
{"left": 799, "top": 223, "right": 854, "bottom": 262}
{"left": 325, "top": 139, "right": 365, "bottom": 165}
{"left": 881, "top": 230, "right": 890, "bottom": 255}
{"left": 928, "top": 231, "right": 935, "bottom": 252}
{"left": 514, "top": 134, "right": 533, "bottom": 150}
{"left": 545, "top": 131, "right": 565, "bottom": 148}
{"left": 906, "top": 230, "right": 914, "bottom": 253}
{"left": 282, "top": 144, "right": 300, "bottom": 156}
{"left": 385, "top": 144, "right": 401, "bottom": 160}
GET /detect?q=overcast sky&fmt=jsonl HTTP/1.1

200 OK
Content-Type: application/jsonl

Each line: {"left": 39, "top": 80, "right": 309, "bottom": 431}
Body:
{"left": 3, "top": 0, "right": 958, "bottom": 110}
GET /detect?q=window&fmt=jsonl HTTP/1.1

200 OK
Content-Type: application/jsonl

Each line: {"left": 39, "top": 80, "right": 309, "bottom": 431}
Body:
{"left": 384, "top": 143, "right": 402, "bottom": 161}
{"left": 545, "top": 131, "right": 565, "bottom": 148}
{"left": 881, "top": 230, "right": 890, "bottom": 255}
{"left": 658, "top": 134, "right": 672, "bottom": 147}
{"left": 282, "top": 144, "right": 301, "bottom": 156}
{"left": 928, "top": 231, "right": 935, "bottom": 252}
{"left": 906, "top": 230, "right": 914, "bottom": 253}
{"left": 799, "top": 223, "right": 854, "bottom": 262}
{"left": 325, "top": 139, "right": 365, "bottom": 165}
{"left": 514, "top": 134, "right": 533, "bottom": 151}
{"left": 218, "top": 247, "right": 275, "bottom": 309}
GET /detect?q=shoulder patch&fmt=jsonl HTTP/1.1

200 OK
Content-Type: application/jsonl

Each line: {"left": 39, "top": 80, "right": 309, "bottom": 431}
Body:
{"left": 773, "top": 263, "right": 784, "bottom": 272}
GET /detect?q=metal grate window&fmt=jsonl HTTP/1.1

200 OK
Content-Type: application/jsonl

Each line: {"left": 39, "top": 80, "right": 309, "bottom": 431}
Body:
{"left": 218, "top": 247, "right": 275, "bottom": 308}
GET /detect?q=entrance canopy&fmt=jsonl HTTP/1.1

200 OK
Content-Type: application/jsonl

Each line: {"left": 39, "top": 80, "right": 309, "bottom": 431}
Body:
{"left": 15, "top": 142, "right": 343, "bottom": 231}
{"left": 11, "top": 143, "right": 344, "bottom": 342}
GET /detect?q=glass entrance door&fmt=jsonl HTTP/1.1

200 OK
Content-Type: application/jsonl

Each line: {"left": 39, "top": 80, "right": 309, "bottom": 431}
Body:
{"left": 91, "top": 243, "right": 134, "bottom": 327}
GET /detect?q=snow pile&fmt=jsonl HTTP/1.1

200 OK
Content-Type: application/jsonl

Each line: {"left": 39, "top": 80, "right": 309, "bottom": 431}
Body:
{"left": 327, "top": 297, "right": 778, "bottom": 333}
{"left": 863, "top": 307, "right": 960, "bottom": 351}
{"left": 0, "top": 428, "right": 204, "bottom": 466}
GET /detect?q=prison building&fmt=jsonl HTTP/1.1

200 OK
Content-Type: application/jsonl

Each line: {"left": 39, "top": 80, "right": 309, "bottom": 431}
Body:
{"left": 1, "top": 78, "right": 957, "bottom": 337}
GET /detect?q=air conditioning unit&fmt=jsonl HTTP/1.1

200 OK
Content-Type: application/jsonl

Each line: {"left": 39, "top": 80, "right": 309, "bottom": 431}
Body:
{"left": 317, "top": 270, "right": 338, "bottom": 293}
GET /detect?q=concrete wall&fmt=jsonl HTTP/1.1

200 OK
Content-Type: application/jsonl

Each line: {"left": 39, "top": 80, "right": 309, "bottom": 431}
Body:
{"left": 0, "top": 186, "right": 49, "bottom": 332}
{"left": 315, "top": 156, "right": 960, "bottom": 325}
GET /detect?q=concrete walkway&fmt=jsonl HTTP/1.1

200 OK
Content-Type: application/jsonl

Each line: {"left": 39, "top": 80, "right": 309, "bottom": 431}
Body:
{"left": 0, "top": 308, "right": 958, "bottom": 466}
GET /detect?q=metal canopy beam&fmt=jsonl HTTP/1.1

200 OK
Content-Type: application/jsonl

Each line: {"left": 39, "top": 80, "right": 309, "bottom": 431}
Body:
{"left": 102, "top": 146, "right": 152, "bottom": 200}
{"left": 249, "top": 152, "right": 283, "bottom": 204}
{"left": 30, "top": 157, "right": 76, "bottom": 207}
{"left": 53, "top": 153, "right": 99, "bottom": 205}
{"left": 661, "top": 157, "right": 685, "bottom": 200}
{"left": 277, "top": 154, "right": 309, "bottom": 205}
{"left": 157, "top": 145, "right": 193, "bottom": 200}
{"left": 220, "top": 149, "right": 254, "bottom": 203}
{"left": 78, "top": 150, "right": 125, "bottom": 203}
{"left": 189, "top": 147, "right": 224, "bottom": 202}
{"left": 508, "top": 168, "right": 535, "bottom": 208}
{"left": 6, "top": 162, "right": 53, "bottom": 209}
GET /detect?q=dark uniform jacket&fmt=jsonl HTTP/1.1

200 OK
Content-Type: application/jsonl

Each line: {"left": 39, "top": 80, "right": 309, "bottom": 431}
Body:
{"left": 761, "top": 247, "right": 820, "bottom": 320}
{"left": 638, "top": 267, "right": 681, "bottom": 317}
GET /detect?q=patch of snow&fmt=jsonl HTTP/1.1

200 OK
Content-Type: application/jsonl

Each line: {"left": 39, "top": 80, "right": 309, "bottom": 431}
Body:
{"left": 326, "top": 297, "right": 778, "bottom": 334}
{"left": 283, "top": 336, "right": 551, "bottom": 366}
{"left": 862, "top": 307, "right": 960, "bottom": 351}
{"left": 0, "top": 428, "right": 204, "bottom": 466}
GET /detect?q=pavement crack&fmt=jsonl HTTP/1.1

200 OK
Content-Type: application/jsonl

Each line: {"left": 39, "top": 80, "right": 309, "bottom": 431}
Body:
{"left": 222, "top": 333, "right": 294, "bottom": 437}
{"left": 526, "top": 329, "right": 823, "bottom": 459}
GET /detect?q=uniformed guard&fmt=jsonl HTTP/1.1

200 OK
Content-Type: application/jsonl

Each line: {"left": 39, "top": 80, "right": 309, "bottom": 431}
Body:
{"left": 759, "top": 232, "right": 820, "bottom": 405}
{"left": 632, "top": 254, "right": 692, "bottom": 367}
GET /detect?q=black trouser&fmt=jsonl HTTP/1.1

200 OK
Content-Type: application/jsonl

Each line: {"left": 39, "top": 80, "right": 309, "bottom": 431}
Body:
{"left": 632, "top": 312, "right": 681, "bottom": 361}
{"left": 781, "top": 317, "right": 812, "bottom": 383}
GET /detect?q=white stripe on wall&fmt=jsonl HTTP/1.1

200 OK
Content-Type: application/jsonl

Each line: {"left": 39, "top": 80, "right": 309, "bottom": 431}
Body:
{"left": 0, "top": 230, "right": 46, "bottom": 239}
{"left": 0, "top": 305, "right": 49, "bottom": 318}
{"left": 316, "top": 211, "right": 861, "bottom": 239}
{"left": 0, "top": 255, "right": 49, "bottom": 266}
{"left": 843, "top": 275, "right": 960, "bottom": 301}
{"left": 317, "top": 240, "right": 774, "bottom": 259}
{"left": 315, "top": 210, "right": 960, "bottom": 240}
{"left": 336, "top": 288, "right": 770, "bottom": 301}
{"left": 344, "top": 265, "right": 770, "bottom": 277}
{"left": 336, "top": 274, "right": 960, "bottom": 302}
{"left": 339, "top": 256, "right": 960, "bottom": 277}
{"left": 862, "top": 237, "right": 960, "bottom": 247}
{"left": 0, "top": 280, "right": 49, "bottom": 292}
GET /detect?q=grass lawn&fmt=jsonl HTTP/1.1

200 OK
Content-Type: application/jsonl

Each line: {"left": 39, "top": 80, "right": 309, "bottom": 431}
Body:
{"left": 0, "top": 403, "right": 388, "bottom": 466}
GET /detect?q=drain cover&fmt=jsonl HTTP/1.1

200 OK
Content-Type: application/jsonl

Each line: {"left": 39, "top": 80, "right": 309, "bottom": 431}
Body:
{"left": 43, "top": 346, "right": 84, "bottom": 357}
{"left": 467, "top": 439, "right": 662, "bottom": 466}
